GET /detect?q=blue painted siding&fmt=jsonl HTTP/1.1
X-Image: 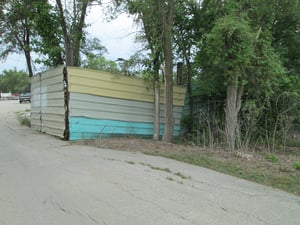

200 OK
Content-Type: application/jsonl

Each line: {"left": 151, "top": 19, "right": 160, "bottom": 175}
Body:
{"left": 69, "top": 117, "right": 181, "bottom": 140}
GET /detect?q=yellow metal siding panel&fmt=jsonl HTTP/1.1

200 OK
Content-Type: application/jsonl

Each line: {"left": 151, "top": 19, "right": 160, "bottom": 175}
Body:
{"left": 67, "top": 67, "right": 186, "bottom": 106}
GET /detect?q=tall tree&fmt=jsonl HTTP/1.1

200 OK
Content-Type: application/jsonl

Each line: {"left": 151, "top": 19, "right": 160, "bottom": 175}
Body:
{"left": 113, "top": 0, "right": 165, "bottom": 141}
{"left": 55, "top": 0, "right": 95, "bottom": 66}
{"left": 159, "top": 0, "right": 175, "bottom": 142}
{"left": 197, "top": 0, "right": 284, "bottom": 150}
{"left": 173, "top": 0, "right": 201, "bottom": 131}
{"left": 0, "top": 0, "right": 36, "bottom": 77}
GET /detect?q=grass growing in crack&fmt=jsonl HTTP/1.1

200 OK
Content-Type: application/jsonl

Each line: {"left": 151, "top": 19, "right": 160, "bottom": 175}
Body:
{"left": 139, "top": 162, "right": 191, "bottom": 180}
{"left": 139, "top": 162, "right": 172, "bottom": 173}
{"left": 166, "top": 176, "right": 174, "bottom": 181}
{"left": 173, "top": 172, "right": 191, "bottom": 180}
{"left": 126, "top": 161, "right": 135, "bottom": 165}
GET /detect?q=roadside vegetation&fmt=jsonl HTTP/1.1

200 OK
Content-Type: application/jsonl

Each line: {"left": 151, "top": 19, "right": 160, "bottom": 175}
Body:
{"left": 17, "top": 111, "right": 31, "bottom": 127}
{"left": 80, "top": 137, "right": 300, "bottom": 196}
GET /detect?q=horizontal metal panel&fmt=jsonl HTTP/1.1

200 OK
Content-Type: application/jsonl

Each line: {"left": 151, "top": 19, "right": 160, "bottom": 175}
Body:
{"left": 41, "top": 114, "right": 65, "bottom": 122}
{"left": 31, "top": 65, "right": 66, "bottom": 139}
{"left": 41, "top": 119, "right": 65, "bottom": 130}
{"left": 41, "top": 72, "right": 63, "bottom": 83}
{"left": 31, "top": 124, "right": 42, "bottom": 132}
{"left": 41, "top": 126, "right": 64, "bottom": 138}
{"left": 69, "top": 93, "right": 183, "bottom": 125}
{"left": 41, "top": 106, "right": 65, "bottom": 115}
{"left": 30, "top": 113, "right": 41, "bottom": 120}
{"left": 41, "top": 65, "right": 65, "bottom": 78}
{"left": 67, "top": 66, "right": 186, "bottom": 106}
{"left": 69, "top": 117, "right": 181, "bottom": 140}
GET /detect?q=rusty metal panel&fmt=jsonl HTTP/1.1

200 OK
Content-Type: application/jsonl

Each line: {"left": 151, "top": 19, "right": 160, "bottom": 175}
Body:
{"left": 31, "top": 65, "right": 66, "bottom": 138}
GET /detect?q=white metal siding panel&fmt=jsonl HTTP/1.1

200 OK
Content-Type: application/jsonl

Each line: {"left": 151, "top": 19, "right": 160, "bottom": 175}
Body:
{"left": 31, "top": 74, "right": 42, "bottom": 131}
{"left": 31, "top": 65, "right": 66, "bottom": 138}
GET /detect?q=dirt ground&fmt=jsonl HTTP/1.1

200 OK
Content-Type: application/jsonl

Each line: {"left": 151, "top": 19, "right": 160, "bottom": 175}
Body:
{"left": 75, "top": 136, "right": 300, "bottom": 178}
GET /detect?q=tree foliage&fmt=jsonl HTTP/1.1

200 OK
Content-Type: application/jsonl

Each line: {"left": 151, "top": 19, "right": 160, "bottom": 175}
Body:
{"left": 196, "top": 0, "right": 290, "bottom": 150}
{"left": 0, "top": 69, "right": 30, "bottom": 93}
{"left": 0, "top": 0, "right": 38, "bottom": 77}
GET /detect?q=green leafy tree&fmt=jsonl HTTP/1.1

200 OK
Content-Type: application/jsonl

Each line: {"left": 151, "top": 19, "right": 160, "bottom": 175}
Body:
{"left": 0, "top": 0, "right": 64, "bottom": 75}
{"left": 0, "top": 0, "right": 37, "bottom": 77}
{"left": 197, "top": 0, "right": 284, "bottom": 150}
{"left": 32, "top": 0, "right": 64, "bottom": 67}
{"left": 199, "top": 15, "right": 256, "bottom": 150}
{"left": 82, "top": 56, "right": 120, "bottom": 73}
{"left": 0, "top": 69, "right": 30, "bottom": 93}
{"left": 173, "top": 0, "right": 201, "bottom": 131}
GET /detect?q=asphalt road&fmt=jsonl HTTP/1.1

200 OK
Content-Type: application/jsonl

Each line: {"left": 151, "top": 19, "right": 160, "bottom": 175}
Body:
{"left": 0, "top": 100, "right": 299, "bottom": 225}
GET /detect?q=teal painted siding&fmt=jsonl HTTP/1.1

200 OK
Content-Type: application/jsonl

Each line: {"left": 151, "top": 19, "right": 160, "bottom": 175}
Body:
{"left": 69, "top": 117, "right": 181, "bottom": 140}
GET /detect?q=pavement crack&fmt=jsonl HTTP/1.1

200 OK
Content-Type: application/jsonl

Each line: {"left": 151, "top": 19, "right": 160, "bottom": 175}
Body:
{"left": 115, "top": 183, "right": 197, "bottom": 225}
{"left": 56, "top": 202, "right": 72, "bottom": 215}
{"left": 87, "top": 214, "right": 104, "bottom": 225}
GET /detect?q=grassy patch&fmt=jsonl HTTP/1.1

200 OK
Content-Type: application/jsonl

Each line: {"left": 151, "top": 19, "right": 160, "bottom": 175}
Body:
{"left": 265, "top": 154, "right": 279, "bottom": 163}
{"left": 19, "top": 116, "right": 31, "bottom": 127}
{"left": 293, "top": 162, "right": 300, "bottom": 170}
{"left": 147, "top": 151, "right": 300, "bottom": 196}
{"left": 16, "top": 111, "right": 31, "bottom": 127}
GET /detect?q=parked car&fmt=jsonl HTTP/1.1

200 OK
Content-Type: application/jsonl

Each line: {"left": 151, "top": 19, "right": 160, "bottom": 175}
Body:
{"left": 19, "top": 93, "right": 31, "bottom": 103}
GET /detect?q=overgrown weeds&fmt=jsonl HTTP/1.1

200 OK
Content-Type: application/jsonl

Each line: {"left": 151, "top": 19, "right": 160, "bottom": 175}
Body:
{"left": 17, "top": 112, "right": 31, "bottom": 127}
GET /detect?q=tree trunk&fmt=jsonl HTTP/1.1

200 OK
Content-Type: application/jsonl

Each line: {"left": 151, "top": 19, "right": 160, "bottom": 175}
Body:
{"left": 153, "top": 79, "right": 160, "bottom": 140}
{"left": 160, "top": 0, "right": 174, "bottom": 143}
{"left": 24, "top": 50, "right": 33, "bottom": 78}
{"left": 73, "top": 0, "right": 88, "bottom": 66}
{"left": 56, "top": 0, "right": 74, "bottom": 66}
{"left": 225, "top": 81, "right": 243, "bottom": 150}
{"left": 186, "top": 56, "right": 194, "bottom": 132}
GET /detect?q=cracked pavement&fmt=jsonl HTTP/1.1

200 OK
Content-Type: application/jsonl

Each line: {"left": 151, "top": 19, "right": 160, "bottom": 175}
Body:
{"left": 0, "top": 100, "right": 300, "bottom": 225}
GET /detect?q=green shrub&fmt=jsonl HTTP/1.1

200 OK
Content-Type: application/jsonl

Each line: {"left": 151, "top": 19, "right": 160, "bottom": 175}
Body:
{"left": 293, "top": 162, "right": 300, "bottom": 170}
{"left": 265, "top": 154, "right": 279, "bottom": 163}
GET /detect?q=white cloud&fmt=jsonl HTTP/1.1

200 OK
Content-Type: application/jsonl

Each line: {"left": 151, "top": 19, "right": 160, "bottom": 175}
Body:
{"left": 86, "top": 5, "right": 140, "bottom": 60}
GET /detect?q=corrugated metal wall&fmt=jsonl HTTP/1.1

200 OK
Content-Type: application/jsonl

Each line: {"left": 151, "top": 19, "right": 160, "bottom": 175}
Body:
{"left": 31, "top": 65, "right": 67, "bottom": 138}
{"left": 67, "top": 67, "right": 186, "bottom": 140}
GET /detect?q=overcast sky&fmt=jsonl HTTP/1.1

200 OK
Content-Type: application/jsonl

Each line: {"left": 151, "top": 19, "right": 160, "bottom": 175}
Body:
{"left": 0, "top": 4, "right": 140, "bottom": 74}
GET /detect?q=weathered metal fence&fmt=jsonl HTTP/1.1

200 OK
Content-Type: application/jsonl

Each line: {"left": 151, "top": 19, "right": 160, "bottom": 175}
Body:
{"left": 31, "top": 65, "right": 67, "bottom": 139}
{"left": 31, "top": 66, "right": 186, "bottom": 140}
